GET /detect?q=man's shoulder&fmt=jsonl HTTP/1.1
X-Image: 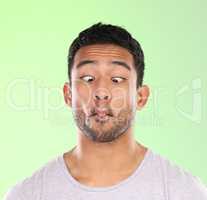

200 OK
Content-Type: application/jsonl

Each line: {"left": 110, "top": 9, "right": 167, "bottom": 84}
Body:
{"left": 154, "top": 151, "right": 207, "bottom": 199}
{"left": 3, "top": 154, "right": 62, "bottom": 200}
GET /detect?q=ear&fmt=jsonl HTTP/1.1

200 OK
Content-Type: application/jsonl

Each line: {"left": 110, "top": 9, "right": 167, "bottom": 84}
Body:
{"left": 136, "top": 85, "right": 150, "bottom": 111}
{"left": 63, "top": 82, "right": 72, "bottom": 107}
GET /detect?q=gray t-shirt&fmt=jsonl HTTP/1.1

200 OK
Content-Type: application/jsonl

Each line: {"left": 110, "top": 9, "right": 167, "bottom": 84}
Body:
{"left": 3, "top": 148, "right": 207, "bottom": 200}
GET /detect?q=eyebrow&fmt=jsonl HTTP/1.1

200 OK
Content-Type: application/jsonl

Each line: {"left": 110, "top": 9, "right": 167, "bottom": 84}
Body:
{"left": 76, "top": 59, "right": 131, "bottom": 71}
{"left": 76, "top": 60, "right": 97, "bottom": 69}
{"left": 111, "top": 60, "right": 131, "bottom": 71}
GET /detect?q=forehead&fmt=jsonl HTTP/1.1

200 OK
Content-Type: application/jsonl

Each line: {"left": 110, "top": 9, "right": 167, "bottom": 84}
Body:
{"left": 73, "top": 44, "right": 134, "bottom": 68}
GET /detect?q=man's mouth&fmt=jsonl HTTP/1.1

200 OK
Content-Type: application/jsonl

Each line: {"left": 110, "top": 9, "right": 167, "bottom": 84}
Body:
{"left": 90, "top": 108, "right": 113, "bottom": 122}
{"left": 95, "top": 108, "right": 113, "bottom": 117}
{"left": 96, "top": 111, "right": 108, "bottom": 117}
{"left": 95, "top": 114, "right": 110, "bottom": 122}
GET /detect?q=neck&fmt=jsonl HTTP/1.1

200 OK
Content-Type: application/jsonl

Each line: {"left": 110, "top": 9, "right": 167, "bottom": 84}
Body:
{"left": 65, "top": 126, "right": 147, "bottom": 178}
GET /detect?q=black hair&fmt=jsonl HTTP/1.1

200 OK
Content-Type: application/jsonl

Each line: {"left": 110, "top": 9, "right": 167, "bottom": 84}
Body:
{"left": 67, "top": 22, "right": 145, "bottom": 89}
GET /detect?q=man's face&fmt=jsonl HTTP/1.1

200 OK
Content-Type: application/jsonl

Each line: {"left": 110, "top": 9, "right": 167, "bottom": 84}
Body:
{"left": 64, "top": 44, "right": 145, "bottom": 143}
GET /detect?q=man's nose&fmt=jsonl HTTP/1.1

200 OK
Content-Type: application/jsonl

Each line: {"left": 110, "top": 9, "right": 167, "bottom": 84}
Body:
{"left": 93, "top": 88, "right": 111, "bottom": 103}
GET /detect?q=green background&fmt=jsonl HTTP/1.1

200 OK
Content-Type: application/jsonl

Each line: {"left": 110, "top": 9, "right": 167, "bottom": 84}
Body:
{"left": 1, "top": 0, "right": 206, "bottom": 198}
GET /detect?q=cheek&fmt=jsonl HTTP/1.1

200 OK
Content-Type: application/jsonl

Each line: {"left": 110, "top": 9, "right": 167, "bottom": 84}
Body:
{"left": 111, "top": 85, "right": 137, "bottom": 112}
{"left": 111, "top": 87, "right": 130, "bottom": 111}
{"left": 72, "top": 82, "right": 92, "bottom": 109}
{"left": 128, "top": 79, "right": 138, "bottom": 105}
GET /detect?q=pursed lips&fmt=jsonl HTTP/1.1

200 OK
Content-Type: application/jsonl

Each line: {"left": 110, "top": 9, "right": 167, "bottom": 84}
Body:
{"left": 94, "top": 108, "right": 112, "bottom": 118}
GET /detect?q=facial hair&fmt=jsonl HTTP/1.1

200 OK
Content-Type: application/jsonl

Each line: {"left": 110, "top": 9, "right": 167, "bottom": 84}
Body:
{"left": 72, "top": 106, "right": 136, "bottom": 143}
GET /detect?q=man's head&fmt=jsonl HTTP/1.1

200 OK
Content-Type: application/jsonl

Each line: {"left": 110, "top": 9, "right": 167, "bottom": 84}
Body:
{"left": 68, "top": 22, "right": 145, "bottom": 89}
{"left": 63, "top": 22, "right": 149, "bottom": 143}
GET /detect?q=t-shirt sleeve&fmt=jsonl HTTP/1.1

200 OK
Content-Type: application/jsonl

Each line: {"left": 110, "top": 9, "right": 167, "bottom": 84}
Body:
{"left": 166, "top": 162, "right": 207, "bottom": 199}
{"left": 170, "top": 174, "right": 207, "bottom": 199}
{"left": 3, "top": 185, "right": 24, "bottom": 200}
{"left": 190, "top": 176, "right": 207, "bottom": 199}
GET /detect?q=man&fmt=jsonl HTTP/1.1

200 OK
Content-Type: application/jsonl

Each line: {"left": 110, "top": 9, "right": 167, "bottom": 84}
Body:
{"left": 4, "top": 22, "right": 207, "bottom": 200}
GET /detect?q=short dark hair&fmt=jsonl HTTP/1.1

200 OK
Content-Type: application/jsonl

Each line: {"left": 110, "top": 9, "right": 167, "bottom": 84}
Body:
{"left": 67, "top": 22, "right": 145, "bottom": 89}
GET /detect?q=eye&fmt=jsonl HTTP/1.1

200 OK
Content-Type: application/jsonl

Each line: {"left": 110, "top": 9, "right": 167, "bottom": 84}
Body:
{"left": 111, "top": 77, "right": 126, "bottom": 83}
{"left": 80, "top": 75, "right": 95, "bottom": 82}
